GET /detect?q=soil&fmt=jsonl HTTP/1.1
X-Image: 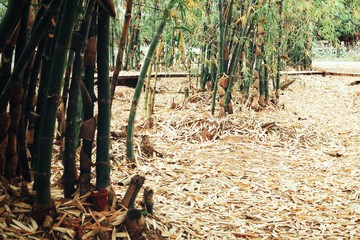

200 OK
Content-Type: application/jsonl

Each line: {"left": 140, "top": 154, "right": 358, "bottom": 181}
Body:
{"left": 1, "top": 61, "right": 359, "bottom": 239}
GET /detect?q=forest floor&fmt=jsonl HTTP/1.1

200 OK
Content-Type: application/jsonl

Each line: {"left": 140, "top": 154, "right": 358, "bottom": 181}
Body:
{"left": 108, "top": 60, "right": 360, "bottom": 239}
{"left": 0, "top": 61, "right": 359, "bottom": 239}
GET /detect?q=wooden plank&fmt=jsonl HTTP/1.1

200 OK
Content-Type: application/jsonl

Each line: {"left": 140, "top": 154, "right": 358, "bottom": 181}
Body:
{"left": 281, "top": 71, "right": 326, "bottom": 76}
{"left": 116, "top": 72, "right": 190, "bottom": 80}
{"left": 95, "top": 70, "right": 360, "bottom": 88}
{"left": 325, "top": 71, "right": 360, "bottom": 77}
{"left": 115, "top": 72, "right": 191, "bottom": 87}
{"left": 282, "top": 70, "right": 360, "bottom": 77}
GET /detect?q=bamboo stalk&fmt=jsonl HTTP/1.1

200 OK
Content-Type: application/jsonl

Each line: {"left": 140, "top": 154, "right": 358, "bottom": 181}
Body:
{"left": 79, "top": 12, "right": 97, "bottom": 195}
{"left": 143, "top": 61, "right": 153, "bottom": 118}
{"left": 210, "top": 0, "right": 225, "bottom": 115}
{"left": 263, "top": 58, "right": 270, "bottom": 105}
{"left": 63, "top": 0, "right": 95, "bottom": 198}
{"left": 258, "top": 45, "right": 266, "bottom": 106}
{"left": 24, "top": 37, "right": 46, "bottom": 132}
{"left": 0, "top": 0, "right": 63, "bottom": 113}
{"left": 199, "top": 0, "right": 211, "bottom": 90}
{"left": 275, "top": 0, "right": 284, "bottom": 99}
{"left": 0, "top": 0, "right": 26, "bottom": 54}
{"left": 126, "top": 0, "right": 176, "bottom": 161}
{"left": 15, "top": 1, "right": 32, "bottom": 181}
{"left": 110, "top": 0, "right": 133, "bottom": 108}
{"left": 0, "top": 23, "right": 20, "bottom": 96}
{"left": 151, "top": 43, "right": 162, "bottom": 112}
{"left": 0, "top": 23, "right": 20, "bottom": 176}
{"left": 96, "top": 10, "right": 111, "bottom": 191}
{"left": 35, "top": 0, "right": 79, "bottom": 206}
{"left": 223, "top": 0, "right": 234, "bottom": 72}
{"left": 62, "top": 51, "right": 75, "bottom": 112}
{"left": 224, "top": 42, "right": 242, "bottom": 113}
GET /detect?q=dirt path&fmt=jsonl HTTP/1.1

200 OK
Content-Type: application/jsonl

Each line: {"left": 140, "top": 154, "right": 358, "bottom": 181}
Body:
{"left": 110, "top": 64, "right": 360, "bottom": 239}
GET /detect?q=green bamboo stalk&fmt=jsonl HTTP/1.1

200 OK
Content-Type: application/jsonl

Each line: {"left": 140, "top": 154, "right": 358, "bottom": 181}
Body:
{"left": 62, "top": 51, "right": 75, "bottom": 112}
{"left": 16, "top": 1, "right": 32, "bottom": 181}
{"left": 0, "top": 22, "right": 19, "bottom": 100}
{"left": 199, "top": 44, "right": 211, "bottom": 90}
{"left": 143, "top": 61, "right": 153, "bottom": 118}
{"left": 111, "top": 20, "right": 115, "bottom": 69}
{"left": 64, "top": 0, "right": 95, "bottom": 198}
{"left": 224, "top": 42, "right": 242, "bottom": 112}
{"left": 151, "top": 63, "right": 159, "bottom": 114}
{"left": 223, "top": 0, "right": 234, "bottom": 72}
{"left": 149, "top": 43, "right": 162, "bottom": 116}
{"left": 271, "top": 53, "right": 276, "bottom": 90}
{"left": 275, "top": 0, "right": 284, "bottom": 99}
{"left": 134, "top": 5, "right": 142, "bottom": 70}
{"left": 24, "top": 1, "right": 51, "bottom": 129}
{"left": 0, "top": 0, "right": 63, "bottom": 113}
{"left": 259, "top": 45, "right": 265, "bottom": 105}
{"left": 31, "top": 1, "right": 62, "bottom": 189}
{"left": 210, "top": 0, "right": 225, "bottom": 115}
{"left": 24, "top": 40, "right": 46, "bottom": 131}
{"left": 255, "top": 47, "right": 263, "bottom": 87}
{"left": 218, "top": 0, "right": 225, "bottom": 75}
{"left": 126, "top": 0, "right": 176, "bottom": 161}
{"left": 199, "top": 0, "right": 211, "bottom": 90}
{"left": 96, "top": 11, "right": 111, "bottom": 190}
{"left": 244, "top": 39, "right": 255, "bottom": 97}
{"left": 35, "top": 0, "right": 79, "bottom": 206}
{"left": 264, "top": 59, "right": 269, "bottom": 103}
{"left": 0, "top": 0, "right": 26, "bottom": 54}
{"left": 80, "top": 12, "right": 97, "bottom": 188}
{"left": 31, "top": 35, "right": 54, "bottom": 176}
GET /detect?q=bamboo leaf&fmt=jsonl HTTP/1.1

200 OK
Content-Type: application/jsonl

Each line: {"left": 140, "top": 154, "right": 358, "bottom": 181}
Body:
{"left": 111, "top": 212, "right": 126, "bottom": 225}
{"left": 12, "top": 219, "right": 32, "bottom": 232}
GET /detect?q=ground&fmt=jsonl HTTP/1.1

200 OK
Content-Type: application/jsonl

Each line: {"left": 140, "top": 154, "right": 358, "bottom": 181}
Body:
{"left": 108, "top": 60, "right": 360, "bottom": 239}
{"left": 0, "top": 61, "right": 359, "bottom": 239}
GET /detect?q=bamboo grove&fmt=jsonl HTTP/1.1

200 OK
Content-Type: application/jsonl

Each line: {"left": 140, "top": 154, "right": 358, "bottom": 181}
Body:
{"left": 0, "top": 0, "right": 359, "bottom": 231}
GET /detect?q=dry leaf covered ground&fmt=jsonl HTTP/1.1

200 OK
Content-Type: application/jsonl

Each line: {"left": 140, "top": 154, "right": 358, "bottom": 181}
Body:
{"left": 0, "top": 61, "right": 360, "bottom": 239}
{"left": 108, "top": 62, "right": 360, "bottom": 239}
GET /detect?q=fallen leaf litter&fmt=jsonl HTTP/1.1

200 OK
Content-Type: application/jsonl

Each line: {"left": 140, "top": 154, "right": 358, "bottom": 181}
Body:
{"left": 0, "top": 72, "right": 359, "bottom": 239}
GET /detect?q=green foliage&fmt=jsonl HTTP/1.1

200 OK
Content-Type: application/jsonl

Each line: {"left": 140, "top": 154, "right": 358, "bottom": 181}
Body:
{"left": 0, "top": 0, "right": 6, "bottom": 14}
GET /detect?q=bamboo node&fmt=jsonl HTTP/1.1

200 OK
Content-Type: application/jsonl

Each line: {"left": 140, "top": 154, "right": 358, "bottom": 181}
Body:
{"left": 95, "top": 161, "right": 111, "bottom": 167}
{"left": 35, "top": 171, "right": 51, "bottom": 177}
